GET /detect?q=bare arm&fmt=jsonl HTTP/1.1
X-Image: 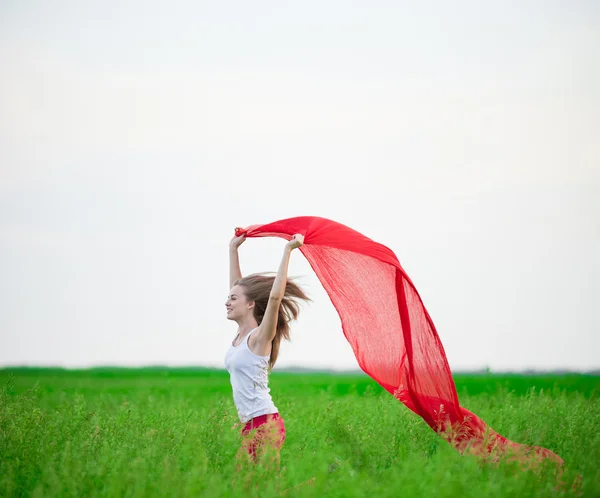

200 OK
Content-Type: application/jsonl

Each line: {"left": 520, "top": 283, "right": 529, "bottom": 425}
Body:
{"left": 229, "top": 231, "right": 245, "bottom": 288}
{"left": 254, "top": 234, "right": 303, "bottom": 351}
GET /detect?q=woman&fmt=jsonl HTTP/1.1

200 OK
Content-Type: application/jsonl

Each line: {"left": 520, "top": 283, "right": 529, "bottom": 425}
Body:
{"left": 224, "top": 229, "right": 310, "bottom": 464}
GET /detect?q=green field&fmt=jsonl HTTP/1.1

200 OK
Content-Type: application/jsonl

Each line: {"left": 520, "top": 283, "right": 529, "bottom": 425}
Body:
{"left": 1, "top": 368, "right": 598, "bottom": 497}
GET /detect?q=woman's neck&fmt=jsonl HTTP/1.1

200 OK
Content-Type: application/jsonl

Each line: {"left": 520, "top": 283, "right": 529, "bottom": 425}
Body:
{"left": 236, "top": 317, "right": 259, "bottom": 337}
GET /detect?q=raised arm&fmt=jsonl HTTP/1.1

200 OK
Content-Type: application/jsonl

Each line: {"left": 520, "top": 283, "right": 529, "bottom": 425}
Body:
{"left": 229, "top": 230, "right": 246, "bottom": 288}
{"left": 254, "top": 234, "right": 304, "bottom": 350}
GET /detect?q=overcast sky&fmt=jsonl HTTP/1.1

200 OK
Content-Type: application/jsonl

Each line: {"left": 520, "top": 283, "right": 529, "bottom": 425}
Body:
{"left": 1, "top": 1, "right": 599, "bottom": 372}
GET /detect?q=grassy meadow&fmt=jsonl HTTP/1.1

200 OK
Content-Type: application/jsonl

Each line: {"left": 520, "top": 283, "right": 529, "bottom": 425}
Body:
{"left": 1, "top": 368, "right": 598, "bottom": 497}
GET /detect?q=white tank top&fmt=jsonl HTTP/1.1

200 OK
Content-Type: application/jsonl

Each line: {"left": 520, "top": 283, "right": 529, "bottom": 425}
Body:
{"left": 224, "top": 328, "right": 278, "bottom": 423}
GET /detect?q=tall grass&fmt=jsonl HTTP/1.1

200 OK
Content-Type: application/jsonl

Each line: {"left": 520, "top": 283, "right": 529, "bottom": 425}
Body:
{"left": 1, "top": 369, "right": 597, "bottom": 497}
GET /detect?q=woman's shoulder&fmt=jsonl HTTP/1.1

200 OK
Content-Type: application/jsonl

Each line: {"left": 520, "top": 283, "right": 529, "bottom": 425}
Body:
{"left": 247, "top": 326, "right": 261, "bottom": 345}
{"left": 248, "top": 326, "right": 272, "bottom": 357}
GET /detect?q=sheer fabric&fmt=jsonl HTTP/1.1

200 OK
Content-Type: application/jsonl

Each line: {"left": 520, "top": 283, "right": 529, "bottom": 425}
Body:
{"left": 236, "top": 216, "right": 562, "bottom": 465}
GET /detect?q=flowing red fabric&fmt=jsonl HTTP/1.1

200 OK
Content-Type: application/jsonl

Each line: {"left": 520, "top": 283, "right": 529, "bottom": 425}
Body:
{"left": 236, "top": 216, "right": 562, "bottom": 465}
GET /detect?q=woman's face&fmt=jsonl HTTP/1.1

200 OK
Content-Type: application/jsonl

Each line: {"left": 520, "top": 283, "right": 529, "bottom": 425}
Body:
{"left": 225, "top": 285, "right": 252, "bottom": 321}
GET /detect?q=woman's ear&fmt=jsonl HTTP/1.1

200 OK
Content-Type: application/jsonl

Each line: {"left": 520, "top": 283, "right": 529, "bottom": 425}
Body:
{"left": 247, "top": 300, "right": 255, "bottom": 311}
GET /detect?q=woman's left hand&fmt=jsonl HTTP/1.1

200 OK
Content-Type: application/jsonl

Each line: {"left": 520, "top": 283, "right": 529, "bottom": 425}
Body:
{"left": 286, "top": 234, "right": 304, "bottom": 250}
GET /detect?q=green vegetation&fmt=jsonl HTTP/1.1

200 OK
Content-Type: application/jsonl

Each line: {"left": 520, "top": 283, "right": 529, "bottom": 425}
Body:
{"left": 1, "top": 368, "right": 598, "bottom": 497}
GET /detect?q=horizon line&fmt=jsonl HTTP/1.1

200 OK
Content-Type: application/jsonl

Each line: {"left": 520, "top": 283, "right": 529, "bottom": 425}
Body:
{"left": 1, "top": 364, "right": 599, "bottom": 375}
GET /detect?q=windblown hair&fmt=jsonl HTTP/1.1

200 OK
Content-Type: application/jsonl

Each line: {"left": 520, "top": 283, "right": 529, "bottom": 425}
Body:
{"left": 235, "top": 273, "right": 311, "bottom": 370}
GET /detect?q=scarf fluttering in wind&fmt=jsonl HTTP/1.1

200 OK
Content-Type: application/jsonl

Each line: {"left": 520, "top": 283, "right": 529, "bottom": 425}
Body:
{"left": 236, "top": 216, "right": 562, "bottom": 465}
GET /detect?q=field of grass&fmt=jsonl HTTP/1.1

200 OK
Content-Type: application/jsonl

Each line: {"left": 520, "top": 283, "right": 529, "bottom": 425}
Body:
{"left": 1, "top": 368, "right": 598, "bottom": 497}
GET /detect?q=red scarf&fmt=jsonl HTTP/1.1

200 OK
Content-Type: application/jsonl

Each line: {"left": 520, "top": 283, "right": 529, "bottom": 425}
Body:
{"left": 236, "top": 216, "right": 562, "bottom": 465}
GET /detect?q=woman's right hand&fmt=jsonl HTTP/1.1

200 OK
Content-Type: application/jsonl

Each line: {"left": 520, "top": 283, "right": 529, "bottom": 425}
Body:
{"left": 230, "top": 229, "right": 246, "bottom": 249}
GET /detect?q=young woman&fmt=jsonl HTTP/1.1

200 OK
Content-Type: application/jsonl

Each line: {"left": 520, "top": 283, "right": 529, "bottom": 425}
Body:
{"left": 224, "top": 230, "right": 310, "bottom": 464}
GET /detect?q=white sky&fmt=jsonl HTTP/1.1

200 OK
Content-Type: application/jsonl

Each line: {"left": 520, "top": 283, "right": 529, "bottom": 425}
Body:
{"left": 1, "top": 1, "right": 599, "bottom": 372}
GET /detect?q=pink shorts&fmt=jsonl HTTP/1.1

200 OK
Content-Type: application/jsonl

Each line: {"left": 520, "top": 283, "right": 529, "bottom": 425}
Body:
{"left": 240, "top": 413, "right": 286, "bottom": 460}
